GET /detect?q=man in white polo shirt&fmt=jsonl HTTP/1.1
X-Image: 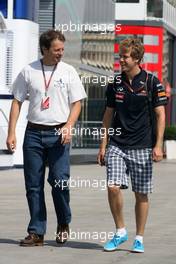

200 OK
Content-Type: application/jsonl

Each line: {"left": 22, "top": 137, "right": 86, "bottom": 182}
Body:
{"left": 6, "top": 29, "right": 87, "bottom": 246}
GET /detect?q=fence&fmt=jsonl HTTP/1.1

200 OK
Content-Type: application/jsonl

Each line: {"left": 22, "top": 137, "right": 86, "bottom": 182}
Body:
{"left": 72, "top": 121, "right": 102, "bottom": 148}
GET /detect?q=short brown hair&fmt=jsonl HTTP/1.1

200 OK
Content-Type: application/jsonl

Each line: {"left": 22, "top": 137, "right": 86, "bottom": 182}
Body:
{"left": 119, "top": 38, "right": 144, "bottom": 64}
{"left": 39, "top": 29, "right": 65, "bottom": 55}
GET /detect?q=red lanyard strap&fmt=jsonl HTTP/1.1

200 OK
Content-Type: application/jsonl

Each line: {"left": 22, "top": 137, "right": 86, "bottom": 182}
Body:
{"left": 40, "top": 59, "right": 57, "bottom": 94}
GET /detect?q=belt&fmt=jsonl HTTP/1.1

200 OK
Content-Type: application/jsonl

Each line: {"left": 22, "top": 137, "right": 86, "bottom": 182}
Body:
{"left": 27, "top": 122, "right": 65, "bottom": 130}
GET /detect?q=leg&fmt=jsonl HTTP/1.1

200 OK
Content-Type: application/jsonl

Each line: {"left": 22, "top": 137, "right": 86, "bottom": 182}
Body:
{"left": 23, "top": 128, "right": 47, "bottom": 236}
{"left": 46, "top": 133, "right": 71, "bottom": 225}
{"left": 108, "top": 186, "right": 125, "bottom": 229}
{"left": 131, "top": 192, "right": 148, "bottom": 253}
{"left": 129, "top": 148, "right": 153, "bottom": 236}
{"left": 106, "top": 146, "right": 128, "bottom": 229}
{"left": 104, "top": 186, "right": 128, "bottom": 252}
{"left": 135, "top": 192, "right": 149, "bottom": 236}
{"left": 129, "top": 148, "right": 153, "bottom": 252}
{"left": 47, "top": 133, "right": 71, "bottom": 243}
{"left": 104, "top": 146, "right": 129, "bottom": 251}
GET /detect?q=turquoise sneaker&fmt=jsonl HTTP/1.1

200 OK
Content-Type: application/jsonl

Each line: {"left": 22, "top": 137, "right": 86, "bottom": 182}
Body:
{"left": 104, "top": 233, "right": 128, "bottom": 251}
{"left": 132, "top": 239, "right": 144, "bottom": 253}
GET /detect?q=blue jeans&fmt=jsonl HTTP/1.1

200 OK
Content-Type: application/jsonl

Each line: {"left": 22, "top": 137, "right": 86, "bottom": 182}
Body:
{"left": 23, "top": 127, "right": 71, "bottom": 235}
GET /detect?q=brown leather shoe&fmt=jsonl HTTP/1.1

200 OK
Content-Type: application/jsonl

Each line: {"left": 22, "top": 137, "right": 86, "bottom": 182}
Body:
{"left": 20, "top": 233, "right": 44, "bottom": 246}
{"left": 56, "top": 224, "right": 69, "bottom": 244}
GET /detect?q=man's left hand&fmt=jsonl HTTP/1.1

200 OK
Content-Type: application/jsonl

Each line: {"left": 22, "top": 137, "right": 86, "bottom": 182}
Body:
{"left": 61, "top": 124, "right": 72, "bottom": 144}
{"left": 152, "top": 146, "right": 163, "bottom": 162}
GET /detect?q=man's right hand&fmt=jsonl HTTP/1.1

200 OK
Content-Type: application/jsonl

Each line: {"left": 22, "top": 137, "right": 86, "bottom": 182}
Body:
{"left": 6, "top": 98, "right": 22, "bottom": 153}
{"left": 6, "top": 134, "right": 16, "bottom": 152}
{"left": 97, "top": 107, "right": 113, "bottom": 166}
{"left": 97, "top": 148, "right": 106, "bottom": 166}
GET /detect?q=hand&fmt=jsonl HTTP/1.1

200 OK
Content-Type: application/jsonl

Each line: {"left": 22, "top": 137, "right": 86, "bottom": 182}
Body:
{"left": 152, "top": 146, "right": 163, "bottom": 162}
{"left": 61, "top": 125, "right": 72, "bottom": 144}
{"left": 97, "top": 148, "right": 106, "bottom": 166}
{"left": 6, "top": 134, "right": 16, "bottom": 152}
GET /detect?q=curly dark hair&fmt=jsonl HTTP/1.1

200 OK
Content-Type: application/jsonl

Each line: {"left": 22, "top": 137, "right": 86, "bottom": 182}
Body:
{"left": 39, "top": 29, "right": 65, "bottom": 55}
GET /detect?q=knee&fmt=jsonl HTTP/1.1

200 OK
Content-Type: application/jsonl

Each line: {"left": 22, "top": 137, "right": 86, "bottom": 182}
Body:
{"left": 25, "top": 185, "right": 43, "bottom": 197}
{"left": 108, "top": 185, "right": 121, "bottom": 196}
{"left": 50, "top": 178, "right": 69, "bottom": 191}
{"left": 135, "top": 192, "right": 148, "bottom": 202}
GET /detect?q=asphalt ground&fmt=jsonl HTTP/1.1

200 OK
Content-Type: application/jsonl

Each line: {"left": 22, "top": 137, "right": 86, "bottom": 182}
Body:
{"left": 0, "top": 160, "right": 176, "bottom": 264}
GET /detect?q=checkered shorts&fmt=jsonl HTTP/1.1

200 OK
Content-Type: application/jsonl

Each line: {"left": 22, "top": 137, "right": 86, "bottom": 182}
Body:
{"left": 105, "top": 145, "right": 153, "bottom": 194}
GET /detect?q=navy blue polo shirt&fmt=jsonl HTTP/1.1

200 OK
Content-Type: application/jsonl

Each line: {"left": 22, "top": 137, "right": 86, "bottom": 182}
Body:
{"left": 106, "top": 69, "right": 167, "bottom": 149}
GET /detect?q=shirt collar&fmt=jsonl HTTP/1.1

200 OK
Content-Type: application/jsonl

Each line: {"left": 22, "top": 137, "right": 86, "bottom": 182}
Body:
{"left": 121, "top": 68, "right": 147, "bottom": 89}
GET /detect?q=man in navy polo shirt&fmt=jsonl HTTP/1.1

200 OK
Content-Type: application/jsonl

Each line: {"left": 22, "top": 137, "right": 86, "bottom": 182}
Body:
{"left": 98, "top": 38, "right": 167, "bottom": 253}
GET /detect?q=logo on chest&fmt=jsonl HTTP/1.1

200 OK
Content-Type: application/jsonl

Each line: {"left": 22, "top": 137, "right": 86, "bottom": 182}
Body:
{"left": 115, "top": 86, "right": 125, "bottom": 103}
{"left": 115, "top": 92, "right": 125, "bottom": 103}
{"left": 54, "top": 79, "right": 66, "bottom": 89}
{"left": 116, "top": 86, "right": 124, "bottom": 92}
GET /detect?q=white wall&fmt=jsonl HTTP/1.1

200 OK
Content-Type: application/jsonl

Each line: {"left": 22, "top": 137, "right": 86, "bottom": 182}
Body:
{"left": 115, "top": 0, "right": 147, "bottom": 20}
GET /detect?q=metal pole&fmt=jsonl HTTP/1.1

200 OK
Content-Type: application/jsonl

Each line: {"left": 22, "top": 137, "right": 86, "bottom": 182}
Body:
{"left": 7, "top": 0, "right": 14, "bottom": 19}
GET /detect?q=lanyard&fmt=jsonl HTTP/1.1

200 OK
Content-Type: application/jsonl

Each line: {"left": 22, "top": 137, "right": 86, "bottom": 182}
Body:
{"left": 40, "top": 59, "right": 57, "bottom": 96}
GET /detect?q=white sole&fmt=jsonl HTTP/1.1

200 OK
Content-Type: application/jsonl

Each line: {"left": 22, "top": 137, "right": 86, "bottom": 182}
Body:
{"left": 131, "top": 249, "right": 144, "bottom": 253}
{"left": 104, "top": 247, "right": 118, "bottom": 252}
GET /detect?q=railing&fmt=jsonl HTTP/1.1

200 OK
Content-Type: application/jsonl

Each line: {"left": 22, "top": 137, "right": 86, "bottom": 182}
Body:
{"left": 147, "top": 0, "right": 163, "bottom": 18}
{"left": 72, "top": 121, "right": 102, "bottom": 148}
{"left": 163, "top": 0, "right": 176, "bottom": 32}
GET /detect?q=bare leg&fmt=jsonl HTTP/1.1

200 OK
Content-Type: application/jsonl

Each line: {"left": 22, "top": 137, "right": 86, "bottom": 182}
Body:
{"left": 108, "top": 186, "right": 125, "bottom": 229}
{"left": 135, "top": 192, "right": 149, "bottom": 235}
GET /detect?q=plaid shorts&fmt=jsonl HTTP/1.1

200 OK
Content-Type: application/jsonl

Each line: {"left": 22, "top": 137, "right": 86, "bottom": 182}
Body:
{"left": 105, "top": 145, "right": 153, "bottom": 194}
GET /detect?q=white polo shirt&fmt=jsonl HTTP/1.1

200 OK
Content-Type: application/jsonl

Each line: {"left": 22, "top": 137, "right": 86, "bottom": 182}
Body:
{"left": 12, "top": 60, "right": 87, "bottom": 125}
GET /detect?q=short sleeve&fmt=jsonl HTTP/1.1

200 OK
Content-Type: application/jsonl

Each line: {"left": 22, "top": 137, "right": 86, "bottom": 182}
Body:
{"left": 12, "top": 70, "right": 28, "bottom": 102}
{"left": 68, "top": 68, "right": 87, "bottom": 103}
{"left": 106, "top": 82, "right": 115, "bottom": 108}
{"left": 152, "top": 76, "right": 168, "bottom": 108}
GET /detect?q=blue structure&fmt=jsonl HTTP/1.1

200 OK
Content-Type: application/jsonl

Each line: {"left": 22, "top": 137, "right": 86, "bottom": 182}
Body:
{"left": 0, "top": 0, "right": 39, "bottom": 22}
{"left": 0, "top": 0, "right": 7, "bottom": 17}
